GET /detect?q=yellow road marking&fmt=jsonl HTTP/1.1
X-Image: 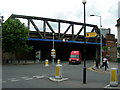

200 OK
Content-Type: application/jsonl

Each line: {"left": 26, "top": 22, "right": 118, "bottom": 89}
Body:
{"left": 88, "top": 65, "right": 109, "bottom": 74}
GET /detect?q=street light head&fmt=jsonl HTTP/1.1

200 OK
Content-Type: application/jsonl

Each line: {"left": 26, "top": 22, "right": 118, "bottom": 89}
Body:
{"left": 90, "top": 15, "right": 95, "bottom": 16}
{"left": 82, "top": 0, "right": 87, "bottom": 4}
{"left": 53, "top": 33, "right": 55, "bottom": 35}
{"left": 90, "top": 14, "right": 101, "bottom": 18}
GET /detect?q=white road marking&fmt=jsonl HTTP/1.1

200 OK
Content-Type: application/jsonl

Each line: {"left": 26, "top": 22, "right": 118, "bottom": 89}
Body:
{"left": 8, "top": 78, "right": 20, "bottom": 82}
{"left": 49, "top": 77, "right": 68, "bottom": 82}
{"left": 33, "top": 75, "right": 40, "bottom": 77}
{"left": 33, "top": 75, "right": 45, "bottom": 79}
{"left": 4, "top": 74, "right": 49, "bottom": 83}
{"left": 21, "top": 77, "right": 29, "bottom": 79}
{"left": 11, "top": 79, "right": 20, "bottom": 82}
{"left": 24, "top": 78, "right": 33, "bottom": 80}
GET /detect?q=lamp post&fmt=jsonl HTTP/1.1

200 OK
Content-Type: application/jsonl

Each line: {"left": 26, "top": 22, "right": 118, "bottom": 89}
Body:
{"left": 51, "top": 33, "right": 56, "bottom": 65}
{"left": 52, "top": 33, "right": 55, "bottom": 65}
{"left": 90, "top": 15, "right": 102, "bottom": 65}
{"left": 82, "top": 0, "right": 87, "bottom": 84}
{"left": 0, "top": 16, "right": 3, "bottom": 67}
{"left": 0, "top": 16, "right": 3, "bottom": 28}
{"left": 53, "top": 33, "right": 55, "bottom": 49}
{"left": 0, "top": 16, "right": 3, "bottom": 41}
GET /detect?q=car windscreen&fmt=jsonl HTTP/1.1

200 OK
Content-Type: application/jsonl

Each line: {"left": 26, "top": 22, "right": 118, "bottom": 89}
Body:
{"left": 70, "top": 55, "right": 79, "bottom": 58}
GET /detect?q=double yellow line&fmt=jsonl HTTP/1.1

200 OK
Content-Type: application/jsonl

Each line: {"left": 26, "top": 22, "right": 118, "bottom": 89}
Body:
{"left": 88, "top": 65, "right": 109, "bottom": 74}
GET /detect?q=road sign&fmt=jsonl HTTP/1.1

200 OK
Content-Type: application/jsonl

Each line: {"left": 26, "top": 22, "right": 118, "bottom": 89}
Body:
{"left": 51, "top": 49, "right": 56, "bottom": 58}
{"left": 86, "top": 32, "right": 97, "bottom": 37}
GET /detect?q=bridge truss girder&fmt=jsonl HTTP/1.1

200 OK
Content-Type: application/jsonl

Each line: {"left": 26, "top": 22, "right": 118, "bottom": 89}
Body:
{"left": 10, "top": 14, "right": 104, "bottom": 43}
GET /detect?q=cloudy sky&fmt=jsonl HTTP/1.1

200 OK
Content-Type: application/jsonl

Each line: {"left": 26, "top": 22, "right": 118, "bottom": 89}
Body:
{"left": 0, "top": 0, "right": 119, "bottom": 37}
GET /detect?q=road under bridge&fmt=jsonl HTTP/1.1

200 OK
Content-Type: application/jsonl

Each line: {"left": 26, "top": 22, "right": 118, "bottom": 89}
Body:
{"left": 27, "top": 37, "right": 100, "bottom": 61}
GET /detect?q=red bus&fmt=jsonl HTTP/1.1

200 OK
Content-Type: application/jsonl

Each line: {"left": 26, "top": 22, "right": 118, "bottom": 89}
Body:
{"left": 69, "top": 51, "right": 82, "bottom": 64}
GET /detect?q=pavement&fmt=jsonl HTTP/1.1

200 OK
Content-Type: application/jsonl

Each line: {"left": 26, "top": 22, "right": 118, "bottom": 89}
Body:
{"left": 88, "top": 61, "right": 120, "bottom": 89}
{"left": 89, "top": 61, "right": 118, "bottom": 73}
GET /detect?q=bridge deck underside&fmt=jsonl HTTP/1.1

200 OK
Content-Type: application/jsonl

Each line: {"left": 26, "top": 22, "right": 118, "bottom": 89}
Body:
{"left": 27, "top": 40, "right": 99, "bottom": 61}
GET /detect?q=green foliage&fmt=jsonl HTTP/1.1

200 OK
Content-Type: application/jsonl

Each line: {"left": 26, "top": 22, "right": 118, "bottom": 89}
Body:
{"left": 2, "top": 18, "right": 33, "bottom": 53}
{"left": 102, "top": 46, "right": 108, "bottom": 51}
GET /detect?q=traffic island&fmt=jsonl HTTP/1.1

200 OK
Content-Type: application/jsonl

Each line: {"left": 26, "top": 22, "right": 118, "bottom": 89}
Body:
{"left": 104, "top": 68, "right": 120, "bottom": 89}
{"left": 104, "top": 84, "right": 120, "bottom": 89}
{"left": 49, "top": 62, "right": 68, "bottom": 82}
{"left": 49, "top": 77, "right": 68, "bottom": 82}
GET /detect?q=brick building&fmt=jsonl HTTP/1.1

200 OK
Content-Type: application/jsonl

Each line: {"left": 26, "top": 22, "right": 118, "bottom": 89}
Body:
{"left": 102, "top": 34, "right": 117, "bottom": 61}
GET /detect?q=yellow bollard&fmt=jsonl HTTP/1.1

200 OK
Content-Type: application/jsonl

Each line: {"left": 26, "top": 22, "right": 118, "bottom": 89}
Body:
{"left": 45, "top": 59, "right": 49, "bottom": 67}
{"left": 110, "top": 68, "right": 118, "bottom": 87}
{"left": 55, "top": 64, "right": 62, "bottom": 79}
{"left": 57, "top": 59, "right": 60, "bottom": 64}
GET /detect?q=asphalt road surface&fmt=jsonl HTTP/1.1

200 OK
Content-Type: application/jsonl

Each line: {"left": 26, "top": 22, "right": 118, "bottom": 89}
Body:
{"left": 2, "top": 60, "right": 110, "bottom": 88}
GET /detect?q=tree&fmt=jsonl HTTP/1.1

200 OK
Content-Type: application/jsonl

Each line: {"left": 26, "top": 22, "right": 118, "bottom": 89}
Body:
{"left": 2, "top": 18, "right": 33, "bottom": 55}
{"left": 102, "top": 46, "right": 109, "bottom": 52}
{"left": 102, "top": 46, "right": 109, "bottom": 57}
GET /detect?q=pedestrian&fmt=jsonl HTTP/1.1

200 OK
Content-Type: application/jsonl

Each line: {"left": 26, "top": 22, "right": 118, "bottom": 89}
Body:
{"left": 100, "top": 56, "right": 108, "bottom": 71}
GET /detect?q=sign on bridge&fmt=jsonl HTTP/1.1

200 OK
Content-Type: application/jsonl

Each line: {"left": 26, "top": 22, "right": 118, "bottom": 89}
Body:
{"left": 86, "top": 32, "right": 97, "bottom": 37}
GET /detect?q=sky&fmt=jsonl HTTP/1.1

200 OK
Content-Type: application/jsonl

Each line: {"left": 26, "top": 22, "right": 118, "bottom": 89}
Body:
{"left": 0, "top": 0, "right": 120, "bottom": 38}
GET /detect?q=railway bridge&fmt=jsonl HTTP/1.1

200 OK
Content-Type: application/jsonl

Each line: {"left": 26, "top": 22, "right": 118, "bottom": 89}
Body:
{"left": 10, "top": 14, "right": 105, "bottom": 61}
